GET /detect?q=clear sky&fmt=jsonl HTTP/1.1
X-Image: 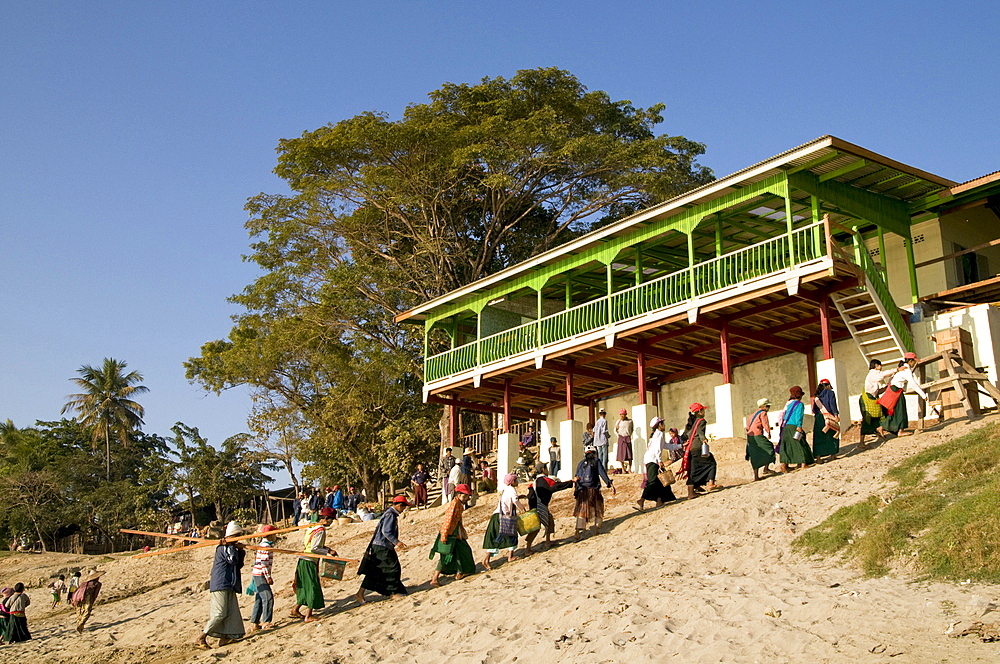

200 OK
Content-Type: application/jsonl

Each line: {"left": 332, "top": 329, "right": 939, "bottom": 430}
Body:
{"left": 3, "top": 1, "right": 998, "bottom": 485}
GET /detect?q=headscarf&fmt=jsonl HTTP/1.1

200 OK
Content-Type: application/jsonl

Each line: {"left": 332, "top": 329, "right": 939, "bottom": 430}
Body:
{"left": 789, "top": 385, "right": 804, "bottom": 399}
{"left": 503, "top": 473, "right": 517, "bottom": 486}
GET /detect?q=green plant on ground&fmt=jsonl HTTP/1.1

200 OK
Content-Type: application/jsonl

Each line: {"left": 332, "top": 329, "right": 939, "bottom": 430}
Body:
{"left": 794, "top": 422, "right": 1000, "bottom": 582}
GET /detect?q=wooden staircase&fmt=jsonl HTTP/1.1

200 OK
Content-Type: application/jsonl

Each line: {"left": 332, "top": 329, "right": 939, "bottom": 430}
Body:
{"left": 831, "top": 283, "right": 908, "bottom": 365}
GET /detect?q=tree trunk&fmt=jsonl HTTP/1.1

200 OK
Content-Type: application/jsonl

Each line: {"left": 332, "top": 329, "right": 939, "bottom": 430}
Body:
{"left": 105, "top": 420, "right": 111, "bottom": 482}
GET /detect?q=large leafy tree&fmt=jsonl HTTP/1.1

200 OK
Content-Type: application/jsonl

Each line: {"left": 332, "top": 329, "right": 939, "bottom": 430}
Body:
{"left": 61, "top": 358, "right": 148, "bottom": 481}
{"left": 188, "top": 67, "right": 712, "bottom": 489}
{"left": 170, "top": 423, "right": 276, "bottom": 524}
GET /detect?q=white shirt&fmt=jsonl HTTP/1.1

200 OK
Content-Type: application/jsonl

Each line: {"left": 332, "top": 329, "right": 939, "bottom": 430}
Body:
{"left": 644, "top": 429, "right": 666, "bottom": 465}
{"left": 864, "top": 368, "right": 895, "bottom": 395}
{"left": 890, "top": 366, "right": 928, "bottom": 400}
{"left": 494, "top": 483, "right": 518, "bottom": 515}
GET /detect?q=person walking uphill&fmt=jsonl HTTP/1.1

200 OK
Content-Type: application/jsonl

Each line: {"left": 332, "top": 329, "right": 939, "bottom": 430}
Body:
{"left": 291, "top": 507, "right": 336, "bottom": 622}
{"left": 71, "top": 570, "right": 104, "bottom": 633}
{"left": 482, "top": 474, "right": 521, "bottom": 569}
{"left": 429, "top": 484, "right": 476, "bottom": 586}
{"left": 860, "top": 359, "right": 894, "bottom": 448}
{"left": 682, "top": 403, "right": 719, "bottom": 498}
{"left": 812, "top": 379, "right": 841, "bottom": 462}
{"left": 878, "top": 352, "right": 928, "bottom": 436}
{"left": 779, "top": 386, "right": 814, "bottom": 472}
{"left": 355, "top": 496, "right": 410, "bottom": 603}
{"left": 634, "top": 416, "right": 678, "bottom": 511}
{"left": 439, "top": 447, "right": 457, "bottom": 504}
{"left": 249, "top": 524, "right": 278, "bottom": 633}
{"left": 573, "top": 445, "right": 616, "bottom": 540}
{"left": 0, "top": 587, "right": 13, "bottom": 642}
{"left": 195, "top": 521, "right": 247, "bottom": 649}
{"left": 745, "top": 398, "right": 776, "bottom": 481}
{"left": 525, "top": 474, "right": 574, "bottom": 552}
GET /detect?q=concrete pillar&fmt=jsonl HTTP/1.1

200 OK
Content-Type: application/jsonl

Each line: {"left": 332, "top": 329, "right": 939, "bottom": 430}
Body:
{"left": 711, "top": 382, "right": 742, "bottom": 439}
{"left": 558, "top": 419, "right": 584, "bottom": 482}
{"left": 497, "top": 432, "right": 518, "bottom": 478}
{"left": 630, "top": 403, "right": 654, "bottom": 469}
{"left": 815, "top": 357, "right": 849, "bottom": 416}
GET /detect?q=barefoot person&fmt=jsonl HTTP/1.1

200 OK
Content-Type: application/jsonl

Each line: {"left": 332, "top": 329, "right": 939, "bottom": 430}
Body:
{"left": 291, "top": 507, "right": 335, "bottom": 622}
{"left": 249, "top": 524, "right": 278, "bottom": 632}
{"left": 71, "top": 570, "right": 104, "bottom": 633}
{"left": 355, "top": 496, "right": 410, "bottom": 603}
{"left": 812, "top": 379, "right": 841, "bottom": 462}
{"left": 525, "top": 475, "right": 574, "bottom": 552}
{"left": 573, "top": 445, "right": 616, "bottom": 540}
{"left": 860, "top": 359, "right": 894, "bottom": 448}
{"left": 745, "top": 398, "right": 776, "bottom": 480}
{"left": 778, "top": 386, "right": 814, "bottom": 472}
{"left": 635, "top": 416, "right": 677, "bottom": 511}
{"left": 481, "top": 473, "right": 520, "bottom": 569}
{"left": 878, "top": 353, "right": 927, "bottom": 437}
{"left": 615, "top": 408, "right": 634, "bottom": 473}
{"left": 429, "top": 484, "right": 475, "bottom": 586}
{"left": 682, "top": 403, "right": 718, "bottom": 498}
{"left": 195, "top": 522, "right": 247, "bottom": 649}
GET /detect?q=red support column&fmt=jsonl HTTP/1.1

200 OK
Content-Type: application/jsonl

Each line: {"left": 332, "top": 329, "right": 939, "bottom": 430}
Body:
{"left": 449, "top": 404, "right": 459, "bottom": 449}
{"left": 720, "top": 320, "right": 733, "bottom": 384}
{"left": 588, "top": 401, "right": 596, "bottom": 426}
{"left": 503, "top": 379, "right": 511, "bottom": 433}
{"left": 565, "top": 367, "right": 574, "bottom": 421}
{"left": 651, "top": 383, "right": 659, "bottom": 408}
{"left": 819, "top": 297, "right": 833, "bottom": 360}
{"left": 637, "top": 350, "right": 647, "bottom": 405}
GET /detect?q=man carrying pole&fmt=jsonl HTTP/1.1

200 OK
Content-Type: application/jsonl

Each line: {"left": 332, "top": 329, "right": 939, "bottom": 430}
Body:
{"left": 195, "top": 521, "right": 246, "bottom": 649}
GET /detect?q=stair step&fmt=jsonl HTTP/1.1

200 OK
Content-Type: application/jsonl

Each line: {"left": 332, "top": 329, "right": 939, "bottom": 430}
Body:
{"left": 854, "top": 324, "right": 889, "bottom": 335}
{"left": 843, "top": 302, "right": 878, "bottom": 314}
{"left": 831, "top": 291, "right": 869, "bottom": 302}
{"left": 860, "top": 335, "right": 897, "bottom": 346}
{"left": 848, "top": 314, "right": 884, "bottom": 325}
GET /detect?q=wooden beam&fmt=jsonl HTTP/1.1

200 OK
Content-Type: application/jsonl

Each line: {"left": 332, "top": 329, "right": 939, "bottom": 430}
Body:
{"left": 429, "top": 395, "right": 539, "bottom": 421}
{"left": 696, "top": 319, "right": 811, "bottom": 355}
{"left": 616, "top": 339, "right": 722, "bottom": 373}
{"left": 720, "top": 320, "right": 732, "bottom": 383}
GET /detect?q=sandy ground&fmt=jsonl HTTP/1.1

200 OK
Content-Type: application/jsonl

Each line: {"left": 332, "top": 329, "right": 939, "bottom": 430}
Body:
{"left": 4, "top": 415, "right": 1000, "bottom": 664}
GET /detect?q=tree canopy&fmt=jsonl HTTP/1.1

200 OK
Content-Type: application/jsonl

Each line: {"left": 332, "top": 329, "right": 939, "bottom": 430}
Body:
{"left": 187, "top": 67, "right": 713, "bottom": 493}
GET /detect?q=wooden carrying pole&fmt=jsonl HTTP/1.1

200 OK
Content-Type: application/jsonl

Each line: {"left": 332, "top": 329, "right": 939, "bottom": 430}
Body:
{"left": 241, "top": 544, "right": 357, "bottom": 563}
{"left": 122, "top": 524, "right": 309, "bottom": 559}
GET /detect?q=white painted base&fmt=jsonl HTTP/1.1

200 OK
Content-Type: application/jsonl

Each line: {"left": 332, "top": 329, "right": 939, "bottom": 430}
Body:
{"left": 630, "top": 403, "right": 654, "bottom": 466}
{"left": 558, "top": 420, "right": 584, "bottom": 482}
{"left": 710, "top": 382, "right": 741, "bottom": 439}
{"left": 497, "top": 432, "right": 518, "bottom": 478}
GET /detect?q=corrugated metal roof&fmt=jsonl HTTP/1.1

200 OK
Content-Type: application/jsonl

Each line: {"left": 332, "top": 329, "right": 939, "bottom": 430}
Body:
{"left": 395, "top": 136, "right": 956, "bottom": 322}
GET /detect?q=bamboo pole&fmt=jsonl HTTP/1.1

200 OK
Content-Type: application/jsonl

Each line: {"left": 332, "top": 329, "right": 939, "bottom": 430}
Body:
{"left": 241, "top": 544, "right": 357, "bottom": 563}
{"left": 122, "top": 524, "right": 310, "bottom": 559}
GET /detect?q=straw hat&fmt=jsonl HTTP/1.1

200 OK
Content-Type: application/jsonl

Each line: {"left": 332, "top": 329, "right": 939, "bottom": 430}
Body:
{"left": 83, "top": 570, "right": 106, "bottom": 583}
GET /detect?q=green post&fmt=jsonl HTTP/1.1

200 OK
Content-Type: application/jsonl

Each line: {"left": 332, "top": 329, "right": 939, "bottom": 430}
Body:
{"left": 565, "top": 278, "right": 572, "bottom": 309}
{"left": 635, "top": 246, "right": 644, "bottom": 286}
{"left": 606, "top": 263, "right": 614, "bottom": 325}
{"left": 423, "top": 320, "right": 430, "bottom": 359}
{"left": 905, "top": 231, "right": 919, "bottom": 304}
{"left": 784, "top": 193, "right": 795, "bottom": 266}
{"left": 537, "top": 288, "right": 543, "bottom": 347}
{"left": 810, "top": 196, "right": 822, "bottom": 257}
{"left": 476, "top": 311, "right": 482, "bottom": 366}
{"left": 877, "top": 228, "right": 887, "bottom": 270}
{"left": 687, "top": 232, "right": 696, "bottom": 298}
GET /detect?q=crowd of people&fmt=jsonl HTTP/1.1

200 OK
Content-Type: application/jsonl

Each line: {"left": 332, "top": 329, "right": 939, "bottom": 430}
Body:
{"left": 3, "top": 354, "right": 929, "bottom": 651}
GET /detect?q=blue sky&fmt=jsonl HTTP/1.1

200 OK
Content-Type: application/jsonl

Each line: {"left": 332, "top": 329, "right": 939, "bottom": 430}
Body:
{"left": 2, "top": 1, "right": 997, "bottom": 485}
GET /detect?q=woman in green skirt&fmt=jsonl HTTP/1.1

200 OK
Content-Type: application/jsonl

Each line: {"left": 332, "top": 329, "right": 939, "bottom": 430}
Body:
{"left": 779, "top": 386, "right": 814, "bottom": 472}
{"left": 429, "top": 484, "right": 475, "bottom": 586}
{"left": 878, "top": 353, "right": 927, "bottom": 436}
{"left": 811, "top": 379, "right": 840, "bottom": 462}
{"left": 745, "top": 398, "right": 776, "bottom": 480}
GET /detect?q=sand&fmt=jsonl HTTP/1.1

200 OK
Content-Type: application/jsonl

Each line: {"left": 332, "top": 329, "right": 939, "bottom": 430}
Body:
{"left": 4, "top": 415, "right": 1000, "bottom": 663}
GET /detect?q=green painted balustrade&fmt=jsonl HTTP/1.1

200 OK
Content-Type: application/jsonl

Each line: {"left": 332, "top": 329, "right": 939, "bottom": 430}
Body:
{"left": 424, "top": 222, "right": 831, "bottom": 382}
{"left": 856, "top": 238, "right": 914, "bottom": 350}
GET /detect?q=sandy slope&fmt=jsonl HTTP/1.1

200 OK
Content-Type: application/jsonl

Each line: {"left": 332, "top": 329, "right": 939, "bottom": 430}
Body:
{"left": 5, "top": 415, "right": 1000, "bottom": 664}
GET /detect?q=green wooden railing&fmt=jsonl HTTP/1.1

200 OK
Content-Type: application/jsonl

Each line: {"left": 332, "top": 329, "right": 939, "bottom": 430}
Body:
{"left": 425, "top": 222, "right": 829, "bottom": 382}
{"left": 855, "top": 236, "right": 914, "bottom": 351}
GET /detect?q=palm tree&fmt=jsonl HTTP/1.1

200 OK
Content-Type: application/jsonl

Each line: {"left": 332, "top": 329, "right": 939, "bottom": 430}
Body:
{"left": 62, "top": 358, "right": 149, "bottom": 481}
